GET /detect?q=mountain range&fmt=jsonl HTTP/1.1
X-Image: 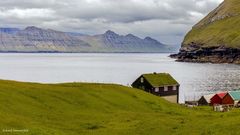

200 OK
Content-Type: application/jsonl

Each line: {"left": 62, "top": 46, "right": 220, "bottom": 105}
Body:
{"left": 0, "top": 26, "right": 174, "bottom": 53}
{"left": 172, "top": 0, "right": 240, "bottom": 64}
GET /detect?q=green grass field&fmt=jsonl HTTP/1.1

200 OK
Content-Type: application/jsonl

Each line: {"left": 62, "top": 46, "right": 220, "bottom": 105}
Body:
{"left": 0, "top": 80, "right": 240, "bottom": 135}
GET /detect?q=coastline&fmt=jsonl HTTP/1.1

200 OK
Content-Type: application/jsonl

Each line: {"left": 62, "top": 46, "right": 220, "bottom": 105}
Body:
{"left": 170, "top": 46, "right": 240, "bottom": 64}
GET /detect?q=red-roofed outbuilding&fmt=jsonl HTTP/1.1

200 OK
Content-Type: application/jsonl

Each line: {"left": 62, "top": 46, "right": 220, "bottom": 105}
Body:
{"left": 210, "top": 92, "right": 227, "bottom": 105}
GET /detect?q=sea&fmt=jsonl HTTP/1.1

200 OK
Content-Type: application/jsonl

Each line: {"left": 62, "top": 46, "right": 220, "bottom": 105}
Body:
{"left": 0, "top": 53, "right": 240, "bottom": 103}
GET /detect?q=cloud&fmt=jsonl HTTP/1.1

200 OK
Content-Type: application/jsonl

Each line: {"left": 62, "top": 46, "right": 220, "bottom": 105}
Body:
{"left": 0, "top": 8, "right": 55, "bottom": 19}
{"left": 0, "top": 0, "right": 223, "bottom": 44}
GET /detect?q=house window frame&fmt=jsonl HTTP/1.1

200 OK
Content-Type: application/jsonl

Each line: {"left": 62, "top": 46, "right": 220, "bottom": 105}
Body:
{"left": 140, "top": 77, "right": 144, "bottom": 83}
{"left": 140, "top": 86, "right": 145, "bottom": 90}
{"left": 155, "top": 87, "right": 159, "bottom": 92}
{"left": 173, "top": 85, "right": 177, "bottom": 91}
{"left": 164, "top": 86, "right": 168, "bottom": 91}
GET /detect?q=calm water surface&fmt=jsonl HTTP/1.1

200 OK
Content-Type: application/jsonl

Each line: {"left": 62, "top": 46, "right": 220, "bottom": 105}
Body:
{"left": 0, "top": 53, "right": 240, "bottom": 103}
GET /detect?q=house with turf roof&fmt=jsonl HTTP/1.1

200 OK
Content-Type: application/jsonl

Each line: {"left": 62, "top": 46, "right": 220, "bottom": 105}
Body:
{"left": 222, "top": 91, "right": 240, "bottom": 106}
{"left": 131, "top": 72, "right": 180, "bottom": 103}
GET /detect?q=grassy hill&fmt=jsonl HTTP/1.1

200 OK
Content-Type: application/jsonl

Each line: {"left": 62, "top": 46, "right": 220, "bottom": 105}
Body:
{"left": 183, "top": 0, "right": 240, "bottom": 48}
{"left": 1, "top": 80, "right": 240, "bottom": 135}
{"left": 172, "top": 0, "right": 240, "bottom": 63}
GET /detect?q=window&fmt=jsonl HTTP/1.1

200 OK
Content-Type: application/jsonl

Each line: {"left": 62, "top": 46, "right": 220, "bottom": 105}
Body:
{"left": 164, "top": 86, "right": 168, "bottom": 91}
{"left": 173, "top": 86, "right": 177, "bottom": 91}
{"left": 155, "top": 87, "right": 159, "bottom": 92}
{"left": 140, "top": 77, "right": 144, "bottom": 83}
{"left": 140, "top": 86, "right": 145, "bottom": 90}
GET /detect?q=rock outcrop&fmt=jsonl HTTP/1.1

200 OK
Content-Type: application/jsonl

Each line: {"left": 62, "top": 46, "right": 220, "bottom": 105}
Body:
{"left": 171, "top": 45, "right": 240, "bottom": 64}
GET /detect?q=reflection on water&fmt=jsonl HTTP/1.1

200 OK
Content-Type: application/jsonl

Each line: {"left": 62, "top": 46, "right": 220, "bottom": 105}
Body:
{"left": 0, "top": 53, "right": 240, "bottom": 103}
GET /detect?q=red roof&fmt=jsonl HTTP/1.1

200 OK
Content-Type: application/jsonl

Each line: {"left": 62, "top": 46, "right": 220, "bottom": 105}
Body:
{"left": 210, "top": 92, "right": 227, "bottom": 105}
{"left": 217, "top": 92, "right": 227, "bottom": 99}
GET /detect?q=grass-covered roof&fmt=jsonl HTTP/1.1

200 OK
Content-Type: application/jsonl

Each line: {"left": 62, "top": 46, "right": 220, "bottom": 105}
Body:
{"left": 142, "top": 73, "right": 179, "bottom": 87}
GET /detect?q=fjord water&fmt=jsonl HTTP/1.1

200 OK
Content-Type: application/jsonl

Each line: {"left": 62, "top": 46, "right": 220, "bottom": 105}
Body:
{"left": 0, "top": 53, "right": 240, "bottom": 103}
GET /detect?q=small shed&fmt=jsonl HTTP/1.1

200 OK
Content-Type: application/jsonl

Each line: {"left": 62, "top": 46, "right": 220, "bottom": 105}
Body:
{"left": 210, "top": 92, "right": 227, "bottom": 106}
{"left": 222, "top": 91, "right": 240, "bottom": 106}
{"left": 198, "top": 94, "right": 215, "bottom": 106}
{"left": 131, "top": 72, "right": 180, "bottom": 103}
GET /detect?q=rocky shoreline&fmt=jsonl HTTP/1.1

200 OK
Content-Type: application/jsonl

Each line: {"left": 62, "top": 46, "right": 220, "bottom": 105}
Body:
{"left": 170, "top": 45, "right": 240, "bottom": 64}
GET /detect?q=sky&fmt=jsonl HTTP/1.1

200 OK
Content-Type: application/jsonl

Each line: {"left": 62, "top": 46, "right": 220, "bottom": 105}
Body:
{"left": 0, "top": 0, "right": 224, "bottom": 45}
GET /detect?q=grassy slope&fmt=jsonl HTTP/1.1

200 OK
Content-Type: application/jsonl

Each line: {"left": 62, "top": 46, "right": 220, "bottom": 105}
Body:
{"left": 1, "top": 80, "right": 240, "bottom": 135}
{"left": 183, "top": 0, "right": 240, "bottom": 48}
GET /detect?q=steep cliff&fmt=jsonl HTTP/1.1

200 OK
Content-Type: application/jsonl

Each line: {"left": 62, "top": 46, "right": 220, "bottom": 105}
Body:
{"left": 172, "top": 0, "right": 240, "bottom": 63}
{"left": 0, "top": 26, "right": 91, "bottom": 52}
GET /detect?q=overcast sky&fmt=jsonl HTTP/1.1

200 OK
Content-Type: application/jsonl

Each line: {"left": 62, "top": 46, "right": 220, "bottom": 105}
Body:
{"left": 0, "top": 0, "right": 224, "bottom": 45}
